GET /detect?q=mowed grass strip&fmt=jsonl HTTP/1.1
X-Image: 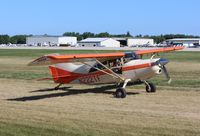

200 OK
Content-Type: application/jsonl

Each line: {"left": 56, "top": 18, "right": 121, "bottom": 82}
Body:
{"left": 0, "top": 49, "right": 200, "bottom": 135}
{"left": 1, "top": 119, "right": 200, "bottom": 136}
{"left": 0, "top": 79, "right": 200, "bottom": 136}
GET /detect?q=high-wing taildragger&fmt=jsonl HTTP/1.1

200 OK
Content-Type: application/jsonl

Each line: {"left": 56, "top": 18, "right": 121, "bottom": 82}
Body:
{"left": 28, "top": 46, "right": 184, "bottom": 98}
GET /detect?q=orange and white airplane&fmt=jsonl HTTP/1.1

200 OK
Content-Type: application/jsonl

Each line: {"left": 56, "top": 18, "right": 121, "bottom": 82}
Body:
{"left": 28, "top": 46, "right": 184, "bottom": 98}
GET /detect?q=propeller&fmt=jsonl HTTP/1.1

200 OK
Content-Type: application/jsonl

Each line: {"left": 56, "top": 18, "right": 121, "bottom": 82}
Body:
{"left": 160, "top": 65, "right": 171, "bottom": 84}
{"left": 156, "top": 58, "right": 171, "bottom": 84}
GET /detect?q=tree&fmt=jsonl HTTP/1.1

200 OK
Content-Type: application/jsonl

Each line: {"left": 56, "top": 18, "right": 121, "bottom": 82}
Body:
{"left": 0, "top": 35, "right": 9, "bottom": 44}
{"left": 9, "top": 36, "right": 17, "bottom": 44}
{"left": 96, "top": 32, "right": 110, "bottom": 37}
{"left": 136, "top": 34, "right": 142, "bottom": 37}
{"left": 63, "top": 32, "right": 83, "bottom": 41}
{"left": 63, "top": 32, "right": 77, "bottom": 36}
{"left": 126, "top": 31, "right": 132, "bottom": 37}
{"left": 82, "top": 32, "right": 95, "bottom": 39}
{"left": 10, "top": 35, "right": 27, "bottom": 44}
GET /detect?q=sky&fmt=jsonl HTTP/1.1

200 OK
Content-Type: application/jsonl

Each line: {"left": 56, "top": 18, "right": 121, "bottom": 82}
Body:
{"left": 0, "top": 0, "right": 200, "bottom": 36}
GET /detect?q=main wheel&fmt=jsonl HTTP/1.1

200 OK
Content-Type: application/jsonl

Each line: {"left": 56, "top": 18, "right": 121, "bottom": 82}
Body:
{"left": 146, "top": 82, "right": 156, "bottom": 93}
{"left": 115, "top": 88, "right": 126, "bottom": 98}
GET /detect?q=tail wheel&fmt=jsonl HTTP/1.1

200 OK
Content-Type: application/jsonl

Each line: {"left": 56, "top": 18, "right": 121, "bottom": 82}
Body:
{"left": 115, "top": 88, "right": 126, "bottom": 98}
{"left": 146, "top": 82, "right": 156, "bottom": 93}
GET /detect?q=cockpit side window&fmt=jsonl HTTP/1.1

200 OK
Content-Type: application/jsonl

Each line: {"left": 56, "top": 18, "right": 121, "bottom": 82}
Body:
{"left": 124, "top": 52, "right": 139, "bottom": 62}
{"left": 89, "top": 59, "right": 123, "bottom": 73}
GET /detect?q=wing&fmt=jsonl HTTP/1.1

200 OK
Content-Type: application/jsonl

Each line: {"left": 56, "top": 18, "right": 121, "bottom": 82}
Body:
{"left": 135, "top": 46, "right": 184, "bottom": 55}
{"left": 28, "top": 46, "right": 184, "bottom": 66}
{"left": 28, "top": 52, "right": 124, "bottom": 66}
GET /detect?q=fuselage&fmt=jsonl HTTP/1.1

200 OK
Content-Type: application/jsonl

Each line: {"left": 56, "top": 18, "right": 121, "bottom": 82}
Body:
{"left": 28, "top": 47, "right": 183, "bottom": 86}
{"left": 49, "top": 58, "right": 162, "bottom": 85}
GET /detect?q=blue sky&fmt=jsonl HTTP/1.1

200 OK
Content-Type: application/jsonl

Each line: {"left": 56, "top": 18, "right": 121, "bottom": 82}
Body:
{"left": 0, "top": 0, "right": 199, "bottom": 36}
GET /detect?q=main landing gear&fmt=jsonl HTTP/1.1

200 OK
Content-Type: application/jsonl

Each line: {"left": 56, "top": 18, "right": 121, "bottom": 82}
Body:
{"left": 115, "top": 79, "right": 131, "bottom": 98}
{"left": 115, "top": 80, "right": 156, "bottom": 98}
{"left": 143, "top": 81, "right": 156, "bottom": 93}
{"left": 115, "top": 88, "right": 126, "bottom": 98}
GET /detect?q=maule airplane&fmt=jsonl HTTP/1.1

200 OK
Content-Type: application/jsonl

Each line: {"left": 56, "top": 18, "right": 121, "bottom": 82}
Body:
{"left": 28, "top": 46, "right": 184, "bottom": 98}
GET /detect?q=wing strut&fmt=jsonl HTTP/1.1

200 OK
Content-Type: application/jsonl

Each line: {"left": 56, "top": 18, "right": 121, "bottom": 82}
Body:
{"left": 95, "top": 59, "right": 125, "bottom": 81}
{"left": 81, "top": 59, "right": 125, "bottom": 81}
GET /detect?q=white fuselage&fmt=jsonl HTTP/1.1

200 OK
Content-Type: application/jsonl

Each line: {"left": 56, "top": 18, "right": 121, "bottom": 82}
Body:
{"left": 51, "top": 58, "right": 162, "bottom": 85}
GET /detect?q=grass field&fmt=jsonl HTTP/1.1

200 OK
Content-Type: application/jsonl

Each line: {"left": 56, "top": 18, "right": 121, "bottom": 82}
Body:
{"left": 0, "top": 49, "right": 200, "bottom": 136}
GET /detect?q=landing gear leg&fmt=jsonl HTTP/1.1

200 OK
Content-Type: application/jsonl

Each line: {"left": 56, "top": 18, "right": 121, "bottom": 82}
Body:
{"left": 54, "top": 83, "right": 62, "bottom": 90}
{"left": 143, "top": 81, "right": 156, "bottom": 93}
{"left": 115, "top": 79, "right": 131, "bottom": 98}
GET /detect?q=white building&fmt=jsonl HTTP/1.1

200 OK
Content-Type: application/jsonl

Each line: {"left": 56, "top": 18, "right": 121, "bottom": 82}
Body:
{"left": 127, "top": 38, "right": 154, "bottom": 46}
{"left": 165, "top": 38, "right": 200, "bottom": 47}
{"left": 112, "top": 38, "right": 154, "bottom": 47}
{"left": 78, "top": 38, "right": 120, "bottom": 47}
{"left": 26, "top": 36, "right": 77, "bottom": 46}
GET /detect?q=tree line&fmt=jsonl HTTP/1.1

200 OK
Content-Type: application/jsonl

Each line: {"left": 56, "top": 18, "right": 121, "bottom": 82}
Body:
{"left": 63, "top": 32, "right": 200, "bottom": 43}
{"left": 0, "top": 35, "right": 28, "bottom": 44}
{"left": 0, "top": 33, "right": 199, "bottom": 44}
{"left": 63, "top": 31, "right": 133, "bottom": 41}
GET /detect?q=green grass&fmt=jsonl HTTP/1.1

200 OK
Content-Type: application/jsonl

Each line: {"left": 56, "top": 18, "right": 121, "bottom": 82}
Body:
{"left": 1, "top": 49, "right": 199, "bottom": 62}
{"left": 0, "top": 122, "right": 67, "bottom": 136}
{"left": 150, "top": 75, "right": 200, "bottom": 89}
{"left": 0, "top": 49, "right": 119, "bottom": 58}
{"left": 1, "top": 49, "right": 200, "bottom": 136}
{"left": 0, "top": 49, "right": 200, "bottom": 88}
{"left": 143, "top": 51, "right": 200, "bottom": 62}
{"left": 160, "top": 51, "right": 200, "bottom": 62}
{"left": 1, "top": 117, "right": 200, "bottom": 136}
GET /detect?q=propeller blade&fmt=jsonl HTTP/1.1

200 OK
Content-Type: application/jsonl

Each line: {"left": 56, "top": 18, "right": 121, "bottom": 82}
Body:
{"left": 162, "top": 65, "right": 171, "bottom": 84}
{"left": 155, "top": 58, "right": 171, "bottom": 84}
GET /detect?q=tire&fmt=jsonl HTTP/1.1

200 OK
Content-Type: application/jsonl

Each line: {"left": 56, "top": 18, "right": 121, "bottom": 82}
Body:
{"left": 146, "top": 82, "right": 156, "bottom": 93}
{"left": 115, "top": 88, "right": 126, "bottom": 98}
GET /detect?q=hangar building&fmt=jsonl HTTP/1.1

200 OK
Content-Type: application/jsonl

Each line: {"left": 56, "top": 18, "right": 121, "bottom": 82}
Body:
{"left": 26, "top": 36, "right": 77, "bottom": 46}
{"left": 113, "top": 38, "right": 154, "bottom": 47}
{"left": 165, "top": 38, "right": 200, "bottom": 47}
{"left": 127, "top": 38, "right": 154, "bottom": 46}
{"left": 78, "top": 38, "right": 120, "bottom": 47}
